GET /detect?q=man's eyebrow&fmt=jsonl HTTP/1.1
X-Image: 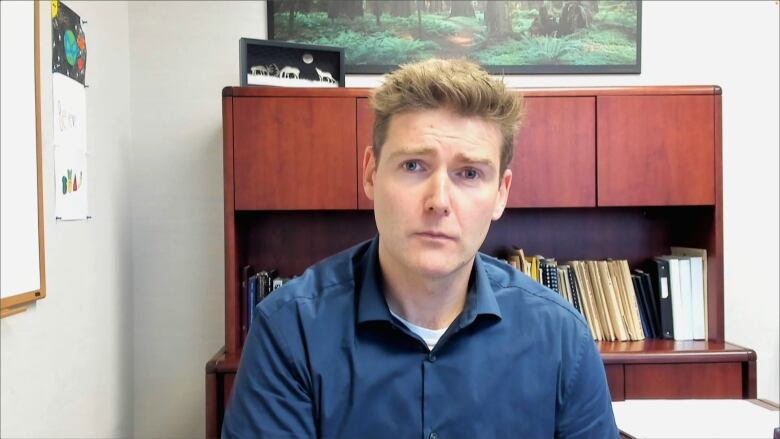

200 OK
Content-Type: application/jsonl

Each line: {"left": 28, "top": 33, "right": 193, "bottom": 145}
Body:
{"left": 387, "top": 148, "right": 496, "bottom": 168}
{"left": 454, "top": 153, "right": 495, "bottom": 167}
{"left": 387, "top": 146, "right": 438, "bottom": 160}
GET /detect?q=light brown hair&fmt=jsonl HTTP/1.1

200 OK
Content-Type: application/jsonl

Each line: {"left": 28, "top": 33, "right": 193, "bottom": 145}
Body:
{"left": 370, "top": 58, "right": 524, "bottom": 174}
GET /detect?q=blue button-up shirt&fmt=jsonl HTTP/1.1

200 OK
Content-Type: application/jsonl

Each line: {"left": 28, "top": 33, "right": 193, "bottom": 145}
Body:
{"left": 223, "top": 237, "right": 618, "bottom": 439}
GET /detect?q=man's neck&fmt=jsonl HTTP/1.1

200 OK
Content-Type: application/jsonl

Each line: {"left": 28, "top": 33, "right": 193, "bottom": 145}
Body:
{"left": 378, "top": 248, "right": 474, "bottom": 331}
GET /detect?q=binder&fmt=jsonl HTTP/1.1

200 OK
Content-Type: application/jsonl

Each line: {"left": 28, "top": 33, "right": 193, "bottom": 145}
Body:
{"left": 677, "top": 257, "right": 694, "bottom": 340}
{"left": 635, "top": 269, "right": 662, "bottom": 338}
{"left": 632, "top": 274, "right": 653, "bottom": 338}
{"left": 651, "top": 258, "right": 674, "bottom": 339}
{"left": 240, "top": 265, "right": 254, "bottom": 342}
{"left": 688, "top": 256, "right": 706, "bottom": 339}
{"left": 247, "top": 273, "right": 258, "bottom": 329}
{"left": 672, "top": 247, "right": 708, "bottom": 339}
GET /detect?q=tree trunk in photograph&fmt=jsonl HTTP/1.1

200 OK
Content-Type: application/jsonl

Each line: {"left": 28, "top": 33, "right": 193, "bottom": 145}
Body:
{"left": 558, "top": 1, "right": 592, "bottom": 37}
{"left": 450, "top": 0, "right": 475, "bottom": 17}
{"left": 370, "top": 0, "right": 382, "bottom": 25}
{"left": 529, "top": 4, "right": 557, "bottom": 37}
{"left": 417, "top": 3, "right": 424, "bottom": 39}
{"left": 388, "top": 1, "right": 413, "bottom": 17}
{"left": 328, "top": 0, "right": 364, "bottom": 19}
{"left": 287, "top": 0, "right": 297, "bottom": 34}
{"left": 485, "top": 2, "right": 512, "bottom": 38}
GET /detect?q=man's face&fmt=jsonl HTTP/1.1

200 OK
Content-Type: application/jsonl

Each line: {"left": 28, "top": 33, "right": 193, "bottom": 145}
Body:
{"left": 363, "top": 108, "right": 512, "bottom": 281}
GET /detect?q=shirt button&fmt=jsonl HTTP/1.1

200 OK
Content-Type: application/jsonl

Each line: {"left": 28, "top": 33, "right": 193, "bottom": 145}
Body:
{"left": 429, "top": 432, "right": 439, "bottom": 439}
{"left": 428, "top": 353, "right": 437, "bottom": 362}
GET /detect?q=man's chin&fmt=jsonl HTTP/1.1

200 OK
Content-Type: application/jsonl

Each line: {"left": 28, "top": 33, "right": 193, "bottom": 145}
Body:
{"left": 406, "top": 254, "right": 470, "bottom": 280}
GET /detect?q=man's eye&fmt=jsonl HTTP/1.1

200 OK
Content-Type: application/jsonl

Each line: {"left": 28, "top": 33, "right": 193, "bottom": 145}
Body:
{"left": 461, "top": 168, "right": 480, "bottom": 180}
{"left": 403, "top": 161, "right": 422, "bottom": 172}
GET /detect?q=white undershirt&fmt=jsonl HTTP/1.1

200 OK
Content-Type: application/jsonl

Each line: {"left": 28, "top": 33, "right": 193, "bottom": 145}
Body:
{"left": 389, "top": 309, "right": 447, "bottom": 351}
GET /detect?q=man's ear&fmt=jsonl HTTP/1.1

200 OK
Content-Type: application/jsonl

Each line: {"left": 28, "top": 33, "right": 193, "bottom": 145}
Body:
{"left": 362, "top": 146, "right": 377, "bottom": 201}
{"left": 492, "top": 169, "right": 512, "bottom": 220}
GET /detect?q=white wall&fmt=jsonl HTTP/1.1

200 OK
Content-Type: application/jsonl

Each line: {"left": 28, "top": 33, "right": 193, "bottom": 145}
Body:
{"left": 127, "top": 2, "right": 263, "bottom": 438}
{"left": 0, "top": 1, "right": 134, "bottom": 438}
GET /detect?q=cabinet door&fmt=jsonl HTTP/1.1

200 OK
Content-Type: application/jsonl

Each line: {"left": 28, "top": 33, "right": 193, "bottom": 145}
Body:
{"left": 233, "top": 97, "right": 357, "bottom": 210}
{"left": 624, "top": 363, "right": 743, "bottom": 398}
{"left": 507, "top": 97, "right": 596, "bottom": 208}
{"left": 597, "top": 95, "right": 715, "bottom": 206}
{"left": 356, "top": 98, "right": 374, "bottom": 210}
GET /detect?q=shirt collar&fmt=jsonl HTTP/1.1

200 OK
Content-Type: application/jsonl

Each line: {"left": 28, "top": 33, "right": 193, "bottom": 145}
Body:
{"left": 356, "top": 236, "right": 502, "bottom": 326}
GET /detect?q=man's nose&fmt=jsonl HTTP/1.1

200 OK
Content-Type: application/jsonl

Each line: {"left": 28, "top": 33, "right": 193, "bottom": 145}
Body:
{"left": 423, "top": 171, "right": 451, "bottom": 216}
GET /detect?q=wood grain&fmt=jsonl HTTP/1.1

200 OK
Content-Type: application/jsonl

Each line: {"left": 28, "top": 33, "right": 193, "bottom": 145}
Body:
{"left": 508, "top": 97, "right": 596, "bottom": 207}
{"left": 356, "top": 98, "right": 374, "bottom": 210}
{"left": 605, "top": 364, "right": 625, "bottom": 401}
{"left": 625, "top": 362, "right": 743, "bottom": 399}
{"left": 597, "top": 95, "right": 715, "bottom": 206}
{"left": 233, "top": 97, "right": 357, "bottom": 210}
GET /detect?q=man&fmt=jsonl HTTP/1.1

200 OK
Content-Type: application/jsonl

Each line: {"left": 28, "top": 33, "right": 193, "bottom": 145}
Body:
{"left": 223, "top": 59, "right": 618, "bottom": 438}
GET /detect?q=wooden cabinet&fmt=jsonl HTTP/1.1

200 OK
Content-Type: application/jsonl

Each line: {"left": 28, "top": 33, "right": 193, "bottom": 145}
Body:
{"left": 233, "top": 97, "right": 357, "bottom": 210}
{"left": 597, "top": 95, "right": 716, "bottom": 206}
{"left": 356, "top": 98, "right": 374, "bottom": 210}
{"left": 207, "top": 86, "right": 754, "bottom": 438}
{"left": 508, "top": 96, "right": 596, "bottom": 208}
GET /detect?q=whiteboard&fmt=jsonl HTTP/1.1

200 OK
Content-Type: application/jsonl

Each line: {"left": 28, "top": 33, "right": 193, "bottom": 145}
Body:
{"left": 1, "top": 1, "right": 45, "bottom": 309}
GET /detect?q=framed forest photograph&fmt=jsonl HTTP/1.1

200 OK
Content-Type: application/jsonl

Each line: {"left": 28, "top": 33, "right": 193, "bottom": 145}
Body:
{"left": 267, "top": 0, "right": 641, "bottom": 74}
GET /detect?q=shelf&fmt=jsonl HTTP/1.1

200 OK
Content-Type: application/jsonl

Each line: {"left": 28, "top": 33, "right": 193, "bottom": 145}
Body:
{"left": 599, "top": 340, "right": 756, "bottom": 364}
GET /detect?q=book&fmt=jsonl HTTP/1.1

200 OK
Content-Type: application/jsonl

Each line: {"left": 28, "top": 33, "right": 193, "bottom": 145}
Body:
{"left": 631, "top": 274, "right": 653, "bottom": 338}
{"left": 672, "top": 246, "right": 708, "bottom": 339}
{"left": 586, "top": 261, "right": 613, "bottom": 341}
{"left": 688, "top": 256, "right": 705, "bottom": 339}
{"left": 677, "top": 257, "right": 695, "bottom": 340}
{"left": 557, "top": 266, "right": 569, "bottom": 302}
{"left": 619, "top": 260, "right": 646, "bottom": 340}
{"left": 574, "top": 261, "right": 603, "bottom": 340}
{"left": 247, "top": 273, "right": 258, "bottom": 329}
{"left": 546, "top": 259, "right": 559, "bottom": 293}
{"left": 563, "top": 265, "right": 582, "bottom": 314}
{"left": 634, "top": 269, "right": 663, "bottom": 339}
{"left": 658, "top": 256, "right": 688, "bottom": 340}
{"left": 651, "top": 258, "right": 675, "bottom": 339}
{"left": 597, "top": 260, "right": 629, "bottom": 341}
{"left": 240, "top": 265, "right": 254, "bottom": 342}
{"left": 610, "top": 260, "right": 644, "bottom": 340}
{"left": 607, "top": 261, "right": 635, "bottom": 340}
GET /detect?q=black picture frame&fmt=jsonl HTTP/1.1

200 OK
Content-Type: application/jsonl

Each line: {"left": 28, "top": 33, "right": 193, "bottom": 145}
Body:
{"left": 267, "top": 1, "right": 641, "bottom": 75}
{"left": 239, "top": 38, "right": 345, "bottom": 87}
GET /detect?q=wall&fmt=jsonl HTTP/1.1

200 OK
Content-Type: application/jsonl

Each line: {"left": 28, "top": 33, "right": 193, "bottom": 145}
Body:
{"left": 127, "top": 2, "right": 264, "bottom": 438}
{"left": 0, "top": 1, "right": 134, "bottom": 438}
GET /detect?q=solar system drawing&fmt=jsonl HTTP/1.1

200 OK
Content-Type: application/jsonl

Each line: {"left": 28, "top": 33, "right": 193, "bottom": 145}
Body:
{"left": 51, "top": 1, "right": 89, "bottom": 220}
{"left": 51, "top": 0, "right": 87, "bottom": 85}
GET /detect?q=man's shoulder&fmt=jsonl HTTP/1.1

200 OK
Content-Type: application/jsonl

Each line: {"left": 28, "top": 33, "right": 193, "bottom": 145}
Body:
{"left": 257, "top": 239, "right": 372, "bottom": 318}
{"left": 478, "top": 253, "right": 590, "bottom": 330}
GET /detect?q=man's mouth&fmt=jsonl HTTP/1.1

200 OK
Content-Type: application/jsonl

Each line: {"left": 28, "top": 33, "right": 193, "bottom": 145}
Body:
{"left": 415, "top": 231, "right": 456, "bottom": 241}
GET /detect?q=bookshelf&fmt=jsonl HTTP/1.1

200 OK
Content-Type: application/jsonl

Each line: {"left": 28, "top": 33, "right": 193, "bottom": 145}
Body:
{"left": 205, "top": 86, "right": 756, "bottom": 437}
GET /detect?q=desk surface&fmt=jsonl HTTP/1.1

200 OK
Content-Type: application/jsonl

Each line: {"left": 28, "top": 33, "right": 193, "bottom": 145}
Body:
{"left": 612, "top": 399, "right": 779, "bottom": 439}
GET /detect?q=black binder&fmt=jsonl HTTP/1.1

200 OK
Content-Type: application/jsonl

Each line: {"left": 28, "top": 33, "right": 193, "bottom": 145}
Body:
{"left": 651, "top": 258, "right": 675, "bottom": 339}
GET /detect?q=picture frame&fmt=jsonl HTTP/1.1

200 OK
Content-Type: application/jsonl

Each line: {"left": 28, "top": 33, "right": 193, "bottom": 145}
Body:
{"left": 239, "top": 38, "right": 345, "bottom": 87}
{"left": 267, "top": 0, "right": 641, "bottom": 75}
